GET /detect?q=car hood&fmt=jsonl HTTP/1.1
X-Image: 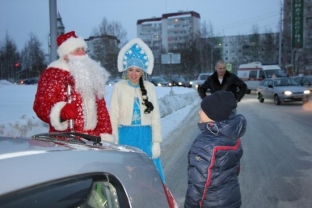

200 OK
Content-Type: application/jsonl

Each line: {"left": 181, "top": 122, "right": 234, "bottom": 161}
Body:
{"left": 0, "top": 136, "right": 142, "bottom": 157}
{"left": 276, "top": 86, "right": 309, "bottom": 92}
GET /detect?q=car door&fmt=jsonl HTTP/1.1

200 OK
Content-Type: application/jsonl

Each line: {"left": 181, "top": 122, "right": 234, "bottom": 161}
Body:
{"left": 259, "top": 80, "right": 269, "bottom": 98}
{"left": 266, "top": 79, "right": 275, "bottom": 100}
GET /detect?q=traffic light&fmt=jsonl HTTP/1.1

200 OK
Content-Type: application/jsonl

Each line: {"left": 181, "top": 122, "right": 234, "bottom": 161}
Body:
{"left": 15, "top": 63, "right": 20, "bottom": 67}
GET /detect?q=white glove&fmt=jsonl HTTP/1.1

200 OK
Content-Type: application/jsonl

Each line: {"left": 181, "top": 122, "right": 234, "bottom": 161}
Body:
{"left": 152, "top": 142, "right": 161, "bottom": 159}
{"left": 100, "top": 133, "right": 116, "bottom": 143}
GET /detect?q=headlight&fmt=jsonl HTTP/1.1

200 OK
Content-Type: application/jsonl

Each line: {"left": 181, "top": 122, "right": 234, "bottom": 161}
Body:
{"left": 304, "top": 90, "right": 310, "bottom": 94}
{"left": 284, "top": 91, "right": 292, "bottom": 95}
{"left": 157, "top": 83, "right": 162, "bottom": 87}
{"left": 195, "top": 84, "right": 199, "bottom": 89}
{"left": 178, "top": 82, "right": 182, "bottom": 85}
{"left": 190, "top": 81, "right": 193, "bottom": 85}
{"left": 169, "top": 83, "right": 172, "bottom": 86}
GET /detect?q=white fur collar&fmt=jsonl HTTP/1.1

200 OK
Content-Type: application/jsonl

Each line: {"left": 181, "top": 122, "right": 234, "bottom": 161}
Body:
{"left": 48, "top": 59, "right": 70, "bottom": 71}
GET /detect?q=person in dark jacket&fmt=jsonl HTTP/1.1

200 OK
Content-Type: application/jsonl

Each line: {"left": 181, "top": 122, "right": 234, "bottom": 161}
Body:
{"left": 184, "top": 90, "right": 247, "bottom": 208}
{"left": 198, "top": 60, "right": 247, "bottom": 102}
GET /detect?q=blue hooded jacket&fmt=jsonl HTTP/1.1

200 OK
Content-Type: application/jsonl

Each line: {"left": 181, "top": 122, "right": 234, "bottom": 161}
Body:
{"left": 184, "top": 114, "right": 247, "bottom": 208}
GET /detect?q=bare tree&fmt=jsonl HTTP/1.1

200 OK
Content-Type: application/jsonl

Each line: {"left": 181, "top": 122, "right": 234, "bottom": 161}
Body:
{"left": 20, "top": 34, "right": 46, "bottom": 79}
{"left": 90, "top": 17, "right": 128, "bottom": 77}
{"left": 0, "top": 32, "right": 20, "bottom": 81}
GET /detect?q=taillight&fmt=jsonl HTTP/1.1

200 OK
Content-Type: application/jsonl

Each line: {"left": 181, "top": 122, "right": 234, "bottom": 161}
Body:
{"left": 163, "top": 184, "right": 179, "bottom": 208}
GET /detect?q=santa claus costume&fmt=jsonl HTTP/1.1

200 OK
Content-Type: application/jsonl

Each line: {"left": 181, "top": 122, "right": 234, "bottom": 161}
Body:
{"left": 33, "top": 31, "right": 113, "bottom": 141}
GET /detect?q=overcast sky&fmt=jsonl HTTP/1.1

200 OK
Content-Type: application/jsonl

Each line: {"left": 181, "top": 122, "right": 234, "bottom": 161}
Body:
{"left": 0, "top": 0, "right": 282, "bottom": 53}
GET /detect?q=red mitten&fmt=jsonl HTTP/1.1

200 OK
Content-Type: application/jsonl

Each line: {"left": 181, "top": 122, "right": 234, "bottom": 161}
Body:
{"left": 60, "top": 103, "right": 78, "bottom": 120}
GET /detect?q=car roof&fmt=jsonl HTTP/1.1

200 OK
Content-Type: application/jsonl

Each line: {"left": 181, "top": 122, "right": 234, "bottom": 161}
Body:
{"left": 0, "top": 136, "right": 167, "bottom": 207}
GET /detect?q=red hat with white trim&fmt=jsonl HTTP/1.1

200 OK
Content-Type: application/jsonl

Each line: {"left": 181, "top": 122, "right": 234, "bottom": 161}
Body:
{"left": 56, "top": 31, "right": 87, "bottom": 58}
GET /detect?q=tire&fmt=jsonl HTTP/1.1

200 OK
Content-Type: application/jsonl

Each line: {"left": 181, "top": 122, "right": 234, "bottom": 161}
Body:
{"left": 274, "top": 94, "right": 281, "bottom": 105}
{"left": 258, "top": 93, "right": 264, "bottom": 103}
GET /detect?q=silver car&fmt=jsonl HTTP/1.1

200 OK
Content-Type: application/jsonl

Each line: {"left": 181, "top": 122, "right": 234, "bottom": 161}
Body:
{"left": 257, "top": 77, "right": 310, "bottom": 105}
{"left": 0, "top": 133, "right": 178, "bottom": 208}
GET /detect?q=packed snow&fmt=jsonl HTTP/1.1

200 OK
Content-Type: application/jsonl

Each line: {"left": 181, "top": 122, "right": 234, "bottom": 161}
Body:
{"left": 0, "top": 80, "right": 201, "bottom": 140}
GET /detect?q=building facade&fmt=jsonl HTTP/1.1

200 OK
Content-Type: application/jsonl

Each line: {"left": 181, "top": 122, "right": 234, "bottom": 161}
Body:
{"left": 282, "top": 0, "right": 312, "bottom": 75}
{"left": 137, "top": 11, "right": 200, "bottom": 55}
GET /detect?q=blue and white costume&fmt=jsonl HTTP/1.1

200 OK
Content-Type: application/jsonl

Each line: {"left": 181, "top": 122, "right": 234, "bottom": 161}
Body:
{"left": 110, "top": 38, "right": 166, "bottom": 182}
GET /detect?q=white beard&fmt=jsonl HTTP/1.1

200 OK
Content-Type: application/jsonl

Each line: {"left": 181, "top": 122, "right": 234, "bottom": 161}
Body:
{"left": 68, "top": 54, "right": 110, "bottom": 100}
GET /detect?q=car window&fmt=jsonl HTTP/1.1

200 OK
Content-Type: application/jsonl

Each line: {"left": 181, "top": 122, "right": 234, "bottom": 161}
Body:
{"left": 0, "top": 174, "right": 129, "bottom": 208}
{"left": 259, "top": 70, "right": 265, "bottom": 79}
{"left": 302, "top": 78, "right": 311, "bottom": 85}
{"left": 249, "top": 71, "right": 257, "bottom": 79}
{"left": 199, "top": 75, "right": 209, "bottom": 80}
{"left": 263, "top": 80, "right": 269, "bottom": 87}
{"left": 267, "top": 80, "right": 272, "bottom": 86}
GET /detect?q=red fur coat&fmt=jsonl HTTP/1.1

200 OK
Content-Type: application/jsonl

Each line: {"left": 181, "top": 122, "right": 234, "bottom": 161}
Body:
{"left": 33, "top": 64, "right": 112, "bottom": 139}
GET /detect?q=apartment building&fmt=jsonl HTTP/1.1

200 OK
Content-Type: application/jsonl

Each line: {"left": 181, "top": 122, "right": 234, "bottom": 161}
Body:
{"left": 137, "top": 11, "right": 200, "bottom": 56}
{"left": 282, "top": 0, "right": 312, "bottom": 75}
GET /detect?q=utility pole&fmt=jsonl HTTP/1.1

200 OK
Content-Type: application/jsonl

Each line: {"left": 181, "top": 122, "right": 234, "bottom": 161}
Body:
{"left": 49, "top": 0, "right": 57, "bottom": 62}
{"left": 278, "top": 1, "right": 283, "bottom": 67}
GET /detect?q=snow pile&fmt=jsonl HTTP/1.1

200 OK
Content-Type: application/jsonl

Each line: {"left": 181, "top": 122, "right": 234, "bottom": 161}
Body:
{"left": 0, "top": 80, "right": 200, "bottom": 138}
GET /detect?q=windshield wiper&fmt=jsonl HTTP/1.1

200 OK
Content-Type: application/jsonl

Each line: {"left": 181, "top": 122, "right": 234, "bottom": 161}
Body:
{"left": 31, "top": 132, "right": 102, "bottom": 146}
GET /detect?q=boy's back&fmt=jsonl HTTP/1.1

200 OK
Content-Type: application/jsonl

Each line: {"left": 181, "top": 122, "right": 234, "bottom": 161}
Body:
{"left": 184, "top": 90, "right": 247, "bottom": 208}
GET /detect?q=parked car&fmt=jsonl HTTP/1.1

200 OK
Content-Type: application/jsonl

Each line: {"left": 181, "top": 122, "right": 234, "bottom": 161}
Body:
{"left": 257, "top": 77, "right": 310, "bottom": 105}
{"left": 0, "top": 133, "right": 178, "bottom": 208}
{"left": 149, "top": 76, "right": 172, "bottom": 87}
{"left": 293, "top": 75, "right": 312, "bottom": 92}
{"left": 16, "top": 77, "right": 39, "bottom": 85}
{"left": 170, "top": 76, "right": 191, "bottom": 87}
{"left": 192, "top": 72, "right": 212, "bottom": 90}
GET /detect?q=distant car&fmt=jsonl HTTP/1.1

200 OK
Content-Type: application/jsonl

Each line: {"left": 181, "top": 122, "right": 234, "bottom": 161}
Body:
{"left": 192, "top": 72, "right": 212, "bottom": 91}
{"left": 0, "top": 133, "right": 178, "bottom": 208}
{"left": 293, "top": 75, "right": 312, "bottom": 92}
{"left": 16, "top": 78, "right": 39, "bottom": 85}
{"left": 150, "top": 77, "right": 172, "bottom": 87}
{"left": 170, "top": 76, "right": 191, "bottom": 87}
{"left": 257, "top": 77, "right": 310, "bottom": 105}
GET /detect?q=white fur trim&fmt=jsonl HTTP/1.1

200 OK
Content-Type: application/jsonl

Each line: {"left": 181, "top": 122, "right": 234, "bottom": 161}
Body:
{"left": 50, "top": 101, "right": 68, "bottom": 131}
{"left": 47, "top": 59, "right": 70, "bottom": 71}
{"left": 117, "top": 38, "right": 154, "bottom": 75}
{"left": 100, "top": 133, "right": 116, "bottom": 143}
{"left": 57, "top": 36, "right": 87, "bottom": 58}
{"left": 83, "top": 98, "right": 97, "bottom": 130}
{"left": 152, "top": 142, "right": 161, "bottom": 158}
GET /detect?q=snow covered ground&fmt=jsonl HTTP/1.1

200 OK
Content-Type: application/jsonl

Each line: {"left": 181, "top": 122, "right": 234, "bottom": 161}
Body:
{"left": 0, "top": 80, "right": 201, "bottom": 140}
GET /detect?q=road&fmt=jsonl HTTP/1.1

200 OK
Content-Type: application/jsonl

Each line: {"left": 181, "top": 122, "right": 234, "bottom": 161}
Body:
{"left": 162, "top": 93, "right": 312, "bottom": 208}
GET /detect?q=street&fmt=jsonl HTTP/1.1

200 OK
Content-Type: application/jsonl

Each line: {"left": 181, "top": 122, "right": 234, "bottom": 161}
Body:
{"left": 162, "top": 93, "right": 312, "bottom": 208}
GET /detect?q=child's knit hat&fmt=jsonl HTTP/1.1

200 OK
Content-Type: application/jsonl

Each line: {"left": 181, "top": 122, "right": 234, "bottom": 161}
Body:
{"left": 201, "top": 90, "right": 237, "bottom": 121}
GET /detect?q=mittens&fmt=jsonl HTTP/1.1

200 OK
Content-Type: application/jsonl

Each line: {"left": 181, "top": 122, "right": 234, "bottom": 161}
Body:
{"left": 152, "top": 142, "right": 161, "bottom": 159}
{"left": 60, "top": 103, "right": 78, "bottom": 121}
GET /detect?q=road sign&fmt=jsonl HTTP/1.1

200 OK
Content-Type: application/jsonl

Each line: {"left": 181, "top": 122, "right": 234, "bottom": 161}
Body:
{"left": 226, "top": 63, "right": 232, "bottom": 71}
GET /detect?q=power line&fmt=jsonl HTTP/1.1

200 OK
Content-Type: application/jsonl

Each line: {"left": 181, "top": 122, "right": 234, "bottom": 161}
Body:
{"left": 212, "top": 11, "right": 279, "bottom": 34}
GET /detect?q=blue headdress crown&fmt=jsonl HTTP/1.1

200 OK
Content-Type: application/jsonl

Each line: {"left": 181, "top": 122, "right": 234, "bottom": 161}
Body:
{"left": 117, "top": 38, "right": 154, "bottom": 75}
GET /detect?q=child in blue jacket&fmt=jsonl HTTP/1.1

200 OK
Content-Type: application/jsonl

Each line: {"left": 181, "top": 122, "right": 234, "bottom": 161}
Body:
{"left": 184, "top": 90, "right": 247, "bottom": 208}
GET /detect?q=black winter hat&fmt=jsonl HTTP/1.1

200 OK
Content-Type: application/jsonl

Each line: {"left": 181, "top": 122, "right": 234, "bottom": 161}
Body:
{"left": 201, "top": 90, "right": 237, "bottom": 121}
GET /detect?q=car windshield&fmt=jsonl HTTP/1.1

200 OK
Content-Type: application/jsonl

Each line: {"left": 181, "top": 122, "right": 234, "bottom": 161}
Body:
{"left": 173, "top": 77, "right": 186, "bottom": 81}
{"left": 265, "top": 69, "right": 284, "bottom": 78}
{"left": 273, "top": 78, "right": 299, "bottom": 86}
{"left": 307, "top": 77, "right": 312, "bottom": 82}
{"left": 199, "top": 75, "right": 210, "bottom": 80}
{"left": 153, "top": 77, "right": 166, "bottom": 82}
